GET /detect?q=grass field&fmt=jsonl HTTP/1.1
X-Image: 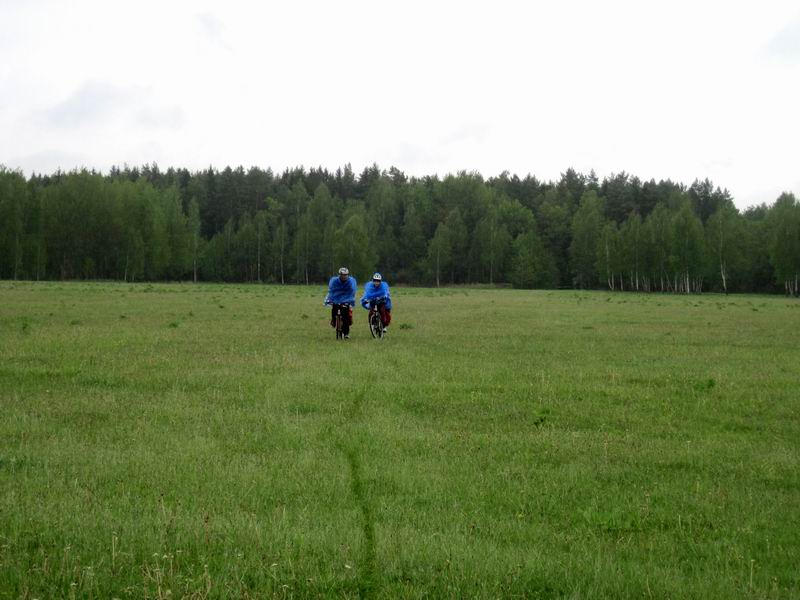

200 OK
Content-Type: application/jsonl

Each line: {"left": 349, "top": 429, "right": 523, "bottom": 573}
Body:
{"left": 1, "top": 281, "right": 799, "bottom": 599}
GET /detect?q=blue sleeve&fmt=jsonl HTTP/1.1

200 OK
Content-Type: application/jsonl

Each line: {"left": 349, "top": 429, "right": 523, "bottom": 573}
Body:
{"left": 361, "top": 282, "right": 392, "bottom": 309}
{"left": 381, "top": 284, "right": 391, "bottom": 310}
{"left": 324, "top": 277, "right": 334, "bottom": 304}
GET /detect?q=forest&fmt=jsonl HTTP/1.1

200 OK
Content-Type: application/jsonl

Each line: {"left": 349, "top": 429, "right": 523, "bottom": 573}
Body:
{"left": 0, "top": 163, "right": 798, "bottom": 295}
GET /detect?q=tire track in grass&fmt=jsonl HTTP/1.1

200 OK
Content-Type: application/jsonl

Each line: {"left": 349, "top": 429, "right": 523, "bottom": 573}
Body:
{"left": 339, "top": 441, "right": 377, "bottom": 598}
{"left": 336, "top": 388, "right": 378, "bottom": 598}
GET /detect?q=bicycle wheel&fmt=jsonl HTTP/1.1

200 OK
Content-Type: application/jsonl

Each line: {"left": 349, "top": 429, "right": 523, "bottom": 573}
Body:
{"left": 335, "top": 311, "right": 343, "bottom": 340}
{"left": 370, "top": 311, "right": 384, "bottom": 339}
{"left": 368, "top": 312, "right": 377, "bottom": 338}
{"left": 378, "top": 318, "right": 385, "bottom": 339}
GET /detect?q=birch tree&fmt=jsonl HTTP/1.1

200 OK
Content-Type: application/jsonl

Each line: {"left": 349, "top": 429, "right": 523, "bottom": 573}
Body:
{"left": 706, "top": 203, "right": 744, "bottom": 294}
{"left": 768, "top": 193, "right": 800, "bottom": 296}
{"left": 427, "top": 222, "right": 452, "bottom": 288}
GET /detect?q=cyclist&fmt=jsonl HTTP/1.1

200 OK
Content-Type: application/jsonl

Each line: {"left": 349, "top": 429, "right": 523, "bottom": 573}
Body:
{"left": 324, "top": 267, "right": 357, "bottom": 339}
{"left": 360, "top": 272, "right": 392, "bottom": 331}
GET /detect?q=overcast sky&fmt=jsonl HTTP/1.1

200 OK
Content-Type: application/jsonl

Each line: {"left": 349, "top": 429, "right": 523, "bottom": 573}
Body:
{"left": 1, "top": 0, "right": 798, "bottom": 208}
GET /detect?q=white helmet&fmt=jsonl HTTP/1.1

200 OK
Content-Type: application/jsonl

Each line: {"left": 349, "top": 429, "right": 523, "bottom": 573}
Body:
{"left": 372, "top": 272, "right": 382, "bottom": 281}
{"left": 338, "top": 267, "right": 349, "bottom": 275}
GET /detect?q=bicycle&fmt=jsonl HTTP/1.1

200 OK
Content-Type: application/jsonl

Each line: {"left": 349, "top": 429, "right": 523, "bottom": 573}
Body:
{"left": 368, "top": 300, "right": 387, "bottom": 339}
{"left": 329, "top": 303, "right": 352, "bottom": 340}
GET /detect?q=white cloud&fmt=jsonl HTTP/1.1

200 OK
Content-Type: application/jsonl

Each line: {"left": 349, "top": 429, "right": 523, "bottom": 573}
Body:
{"left": 764, "top": 14, "right": 800, "bottom": 63}
{"left": 40, "top": 81, "right": 134, "bottom": 128}
{"left": 26, "top": 80, "right": 185, "bottom": 136}
{"left": 7, "top": 149, "right": 89, "bottom": 175}
{"left": 440, "top": 123, "right": 492, "bottom": 147}
{"left": 135, "top": 105, "right": 186, "bottom": 131}
{"left": 194, "top": 12, "right": 230, "bottom": 50}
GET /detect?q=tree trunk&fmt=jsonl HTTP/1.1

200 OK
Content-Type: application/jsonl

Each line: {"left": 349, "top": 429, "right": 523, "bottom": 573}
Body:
{"left": 720, "top": 261, "right": 727, "bottom": 295}
{"left": 435, "top": 247, "right": 440, "bottom": 288}
{"left": 192, "top": 235, "right": 197, "bottom": 283}
{"left": 279, "top": 233, "right": 285, "bottom": 284}
{"left": 13, "top": 232, "right": 20, "bottom": 280}
{"left": 304, "top": 229, "right": 309, "bottom": 285}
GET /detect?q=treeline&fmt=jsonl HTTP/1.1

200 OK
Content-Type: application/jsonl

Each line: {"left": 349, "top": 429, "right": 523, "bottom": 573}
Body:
{"left": 0, "top": 164, "right": 798, "bottom": 295}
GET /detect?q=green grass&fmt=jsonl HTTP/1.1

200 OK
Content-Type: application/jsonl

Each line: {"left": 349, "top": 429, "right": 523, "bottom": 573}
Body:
{"left": 1, "top": 281, "right": 799, "bottom": 599}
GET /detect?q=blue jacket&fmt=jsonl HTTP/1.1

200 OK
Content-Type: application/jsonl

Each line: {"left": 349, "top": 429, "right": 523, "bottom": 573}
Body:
{"left": 360, "top": 281, "right": 392, "bottom": 310}
{"left": 325, "top": 276, "right": 357, "bottom": 306}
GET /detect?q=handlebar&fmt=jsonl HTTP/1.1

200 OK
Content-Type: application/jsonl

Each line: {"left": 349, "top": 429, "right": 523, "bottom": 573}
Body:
{"left": 364, "top": 297, "right": 387, "bottom": 308}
